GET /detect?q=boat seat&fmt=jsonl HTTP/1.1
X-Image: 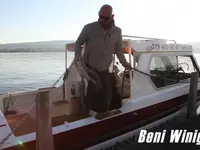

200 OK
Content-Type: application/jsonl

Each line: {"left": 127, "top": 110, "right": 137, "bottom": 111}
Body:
{"left": 95, "top": 109, "right": 122, "bottom": 120}
{"left": 122, "top": 98, "right": 130, "bottom": 106}
{"left": 88, "top": 109, "right": 121, "bottom": 120}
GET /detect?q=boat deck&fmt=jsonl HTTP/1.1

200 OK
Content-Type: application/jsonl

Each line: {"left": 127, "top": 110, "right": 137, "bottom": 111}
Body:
{"left": 5, "top": 100, "right": 88, "bottom": 137}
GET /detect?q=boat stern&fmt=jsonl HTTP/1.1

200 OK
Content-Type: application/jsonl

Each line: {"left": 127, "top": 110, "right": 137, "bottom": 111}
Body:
{"left": 0, "top": 110, "right": 19, "bottom": 150}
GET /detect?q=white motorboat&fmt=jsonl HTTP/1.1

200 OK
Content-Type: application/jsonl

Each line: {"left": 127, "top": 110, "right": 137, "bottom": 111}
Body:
{"left": 0, "top": 35, "right": 199, "bottom": 150}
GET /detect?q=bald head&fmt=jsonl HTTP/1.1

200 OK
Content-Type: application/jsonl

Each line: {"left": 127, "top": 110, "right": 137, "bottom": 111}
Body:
{"left": 99, "top": 4, "right": 113, "bottom": 16}
{"left": 98, "top": 4, "right": 113, "bottom": 28}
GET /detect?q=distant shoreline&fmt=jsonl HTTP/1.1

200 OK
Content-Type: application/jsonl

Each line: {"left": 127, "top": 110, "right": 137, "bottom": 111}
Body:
{"left": 0, "top": 51, "right": 65, "bottom": 53}
{"left": 0, "top": 51, "right": 199, "bottom": 53}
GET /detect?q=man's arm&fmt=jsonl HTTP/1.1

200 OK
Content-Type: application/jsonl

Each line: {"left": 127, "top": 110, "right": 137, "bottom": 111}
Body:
{"left": 115, "top": 29, "right": 131, "bottom": 69}
{"left": 74, "top": 25, "right": 88, "bottom": 60}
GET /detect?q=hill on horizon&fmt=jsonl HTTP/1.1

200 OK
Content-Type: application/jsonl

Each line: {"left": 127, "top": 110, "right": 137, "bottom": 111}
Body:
{"left": 0, "top": 40, "right": 75, "bottom": 52}
{"left": 0, "top": 40, "right": 200, "bottom": 53}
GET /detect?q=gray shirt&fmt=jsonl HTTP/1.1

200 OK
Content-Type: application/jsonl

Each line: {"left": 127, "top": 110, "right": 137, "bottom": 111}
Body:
{"left": 75, "top": 21, "right": 129, "bottom": 71}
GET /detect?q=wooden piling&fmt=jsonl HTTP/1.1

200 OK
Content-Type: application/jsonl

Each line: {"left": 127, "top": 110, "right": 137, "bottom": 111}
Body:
{"left": 36, "top": 88, "right": 54, "bottom": 150}
{"left": 187, "top": 72, "right": 199, "bottom": 121}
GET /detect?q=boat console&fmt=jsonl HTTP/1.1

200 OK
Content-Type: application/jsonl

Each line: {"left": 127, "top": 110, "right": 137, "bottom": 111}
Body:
{"left": 64, "top": 37, "right": 197, "bottom": 116}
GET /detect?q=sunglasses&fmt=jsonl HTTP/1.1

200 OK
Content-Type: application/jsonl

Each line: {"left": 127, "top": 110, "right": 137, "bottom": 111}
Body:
{"left": 99, "top": 15, "right": 111, "bottom": 20}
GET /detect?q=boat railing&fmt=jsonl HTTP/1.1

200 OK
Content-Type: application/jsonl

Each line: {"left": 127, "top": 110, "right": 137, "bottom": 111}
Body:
{"left": 1, "top": 71, "right": 64, "bottom": 99}
{"left": 123, "top": 35, "right": 177, "bottom": 44}
{"left": 2, "top": 90, "right": 39, "bottom": 98}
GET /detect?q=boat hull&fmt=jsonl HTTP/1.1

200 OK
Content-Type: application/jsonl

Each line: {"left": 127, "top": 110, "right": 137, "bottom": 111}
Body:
{"left": 2, "top": 90, "right": 199, "bottom": 150}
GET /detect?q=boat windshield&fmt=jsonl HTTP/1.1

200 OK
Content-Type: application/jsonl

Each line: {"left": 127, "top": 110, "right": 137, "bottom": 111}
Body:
{"left": 150, "top": 55, "right": 198, "bottom": 88}
{"left": 153, "top": 56, "right": 178, "bottom": 71}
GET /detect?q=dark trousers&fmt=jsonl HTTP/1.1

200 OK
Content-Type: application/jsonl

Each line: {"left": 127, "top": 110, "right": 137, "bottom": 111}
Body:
{"left": 85, "top": 65, "right": 112, "bottom": 113}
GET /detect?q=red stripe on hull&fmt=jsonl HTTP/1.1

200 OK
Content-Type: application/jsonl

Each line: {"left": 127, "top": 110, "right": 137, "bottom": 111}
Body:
{"left": 3, "top": 94, "right": 189, "bottom": 150}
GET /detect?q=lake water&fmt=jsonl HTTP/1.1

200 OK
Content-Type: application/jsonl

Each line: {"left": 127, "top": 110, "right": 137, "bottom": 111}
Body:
{"left": 0, "top": 52, "right": 74, "bottom": 94}
{"left": 1, "top": 52, "right": 200, "bottom": 94}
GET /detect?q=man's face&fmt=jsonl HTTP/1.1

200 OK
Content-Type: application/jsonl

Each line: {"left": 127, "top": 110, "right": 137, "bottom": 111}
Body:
{"left": 98, "top": 8, "right": 112, "bottom": 26}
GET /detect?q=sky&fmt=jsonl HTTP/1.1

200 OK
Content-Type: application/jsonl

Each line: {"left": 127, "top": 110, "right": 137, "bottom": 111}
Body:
{"left": 0, "top": 0, "right": 199, "bottom": 44}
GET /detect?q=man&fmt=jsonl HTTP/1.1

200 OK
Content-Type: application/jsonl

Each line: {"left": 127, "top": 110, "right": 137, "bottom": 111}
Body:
{"left": 74, "top": 4, "right": 131, "bottom": 113}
